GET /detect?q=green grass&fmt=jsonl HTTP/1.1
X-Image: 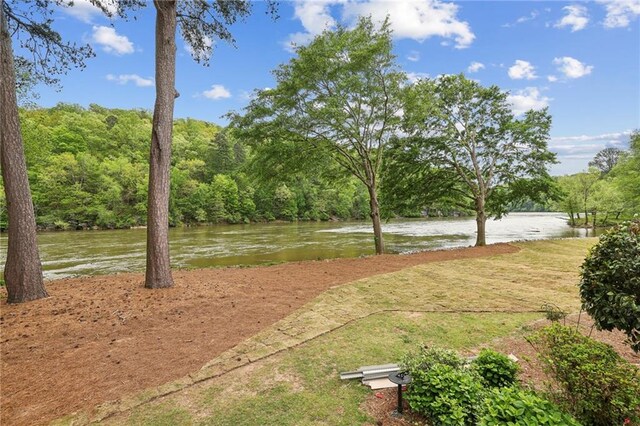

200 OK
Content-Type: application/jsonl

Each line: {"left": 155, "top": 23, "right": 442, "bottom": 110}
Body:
{"left": 121, "top": 312, "right": 539, "bottom": 426}
{"left": 95, "top": 238, "right": 596, "bottom": 425}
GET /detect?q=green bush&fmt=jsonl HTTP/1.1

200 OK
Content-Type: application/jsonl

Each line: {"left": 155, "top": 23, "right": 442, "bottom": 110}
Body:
{"left": 471, "top": 349, "right": 519, "bottom": 388}
{"left": 406, "top": 363, "right": 484, "bottom": 426}
{"left": 529, "top": 324, "right": 640, "bottom": 426}
{"left": 401, "top": 346, "right": 465, "bottom": 376}
{"left": 579, "top": 220, "right": 640, "bottom": 352}
{"left": 478, "top": 387, "right": 581, "bottom": 426}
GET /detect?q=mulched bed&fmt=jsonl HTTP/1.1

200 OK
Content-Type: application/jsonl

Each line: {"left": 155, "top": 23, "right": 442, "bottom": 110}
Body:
{"left": 0, "top": 243, "right": 517, "bottom": 426}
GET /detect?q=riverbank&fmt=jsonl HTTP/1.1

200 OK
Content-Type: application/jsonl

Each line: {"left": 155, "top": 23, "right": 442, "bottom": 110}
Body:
{"left": 1, "top": 243, "right": 520, "bottom": 425}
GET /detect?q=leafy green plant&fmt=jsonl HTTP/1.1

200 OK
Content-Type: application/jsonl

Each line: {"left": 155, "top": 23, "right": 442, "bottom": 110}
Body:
{"left": 579, "top": 221, "right": 640, "bottom": 352}
{"left": 478, "top": 386, "right": 582, "bottom": 426}
{"left": 401, "top": 346, "right": 465, "bottom": 375}
{"left": 529, "top": 324, "right": 640, "bottom": 426}
{"left": 541, "top": 302, "right": 568, "bottom": 323}
{"left": 406, "top": 363, "right": 484, "bottom": 426}
{"left": 471, "top": 348, "right": 519, "bottom": 388}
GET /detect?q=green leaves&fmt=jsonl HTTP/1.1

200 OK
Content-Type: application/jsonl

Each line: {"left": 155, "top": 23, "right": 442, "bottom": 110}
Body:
{"left": 386, "top": 74, "right": 557, "bottom": 243}
{"left": 579, "top": 221, "right": 640, "bottom": 352}
{"left": 529, "top": 324, "right": 640, "bottom": 425}
{"left": 471, "top": 349, "right": 520, "bottom": 389}
{"left": 478, "top": 387, "right": 581, "bottom": 426}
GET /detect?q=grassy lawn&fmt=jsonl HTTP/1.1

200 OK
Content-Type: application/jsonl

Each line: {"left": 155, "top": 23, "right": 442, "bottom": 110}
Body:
{"left": 76, "top": 238, "right": 595, "bottom": 425}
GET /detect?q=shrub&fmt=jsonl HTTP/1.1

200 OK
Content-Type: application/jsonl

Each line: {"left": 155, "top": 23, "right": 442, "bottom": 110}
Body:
{"left": 579, "top": 220, "right": 640, "bottom": 352}
{"left": 401, "top": 346, "right": 465, "bottom": 375}
{"left": 529, "top": 324, "right": 640, "bottom": 426}
{"left": 471, "top": 348, "right": 519, "bottom": 388}
{"left": 406, "top": 363, "right": 484, "bottom": 426}
{"left": 478, "top": 386, "right": 581, "bottom": 426}
{"left": 541, "top": 302, "right": 568, "bottom": 323}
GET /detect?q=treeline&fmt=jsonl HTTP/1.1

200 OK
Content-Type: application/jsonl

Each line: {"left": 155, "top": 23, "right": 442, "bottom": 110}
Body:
{"left": 0, "top": 103, "right": 370, "bottom": 230}
{"left": 552, "top": 132, "right": 640, "bottom": 227}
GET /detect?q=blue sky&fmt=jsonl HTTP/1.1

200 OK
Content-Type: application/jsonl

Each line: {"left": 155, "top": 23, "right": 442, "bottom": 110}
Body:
{"left": 23, "top": 0, "right": 640, "bottom": 175}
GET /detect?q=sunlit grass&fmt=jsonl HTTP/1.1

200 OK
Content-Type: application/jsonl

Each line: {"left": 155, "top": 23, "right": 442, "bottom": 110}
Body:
{"left": 95, "top": 238, "right": 596, "bottom": 425}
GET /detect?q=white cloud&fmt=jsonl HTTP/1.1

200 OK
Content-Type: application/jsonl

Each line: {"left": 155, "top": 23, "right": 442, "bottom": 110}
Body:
{"left": 547, "top": 75, "right": 558, "bottom": 82}
{"left": 553, "top": 56, "right": 593, "bottom": 79}
{"left": 407, "top": 51, "right": 420, "bottom": 62}
{"left": 185, "top": 36, "right": 213, "bottom": 62}
{"left": 507, "top": 87, "right": 551, "bottom": 116}
{"left": 508, "top": 60, "right": 537, "bottom": 80}
{"left": 406, "top": 72, "right": 430, "bottom": 83}
{"left": 549, "top": 131, "right": 632, "bottom": 160}
{"left": 467, "top": 61, "right": 485, "bottom": 73}
{"left": 284, "top": 0, "right": 338, "bottom": 52}
{"left": 201, "top": 84, "right": 232, "bottom": 100}
{"left": 92, "top": 26, "right": 134, "bottom": 55}
{"left": 62, "top": 0, "right": 118, "bottom": 23}
{"left": 343, "top": 0, "right": 475, "bottom": 48}
{"left": 285, "top": 0, "right": 475, "bottom": 51}
{"left": 555, "top": 5, "right": 589, "bottom": 31}
{"left": 106, "top": 74, "right": 154, "bottom": 87}
{"left": 597, "top": 0, "right": 640, "bottom": 28}
{"left": 502, "top": 10, "right": 540, "bottom": 27}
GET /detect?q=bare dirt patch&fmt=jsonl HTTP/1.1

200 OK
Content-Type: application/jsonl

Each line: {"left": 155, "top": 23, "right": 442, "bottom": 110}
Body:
{"left": 0, "top": 243, "right": 517, "bottom": 425}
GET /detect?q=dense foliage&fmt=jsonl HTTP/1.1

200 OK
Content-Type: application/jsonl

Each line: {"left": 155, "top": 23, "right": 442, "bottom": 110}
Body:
{"left": 478, "top": 387, "right": 581, "bottom": 426}
{"left": 406, "top": 363, "right": 484, "bottom": 426}
{"left": 0, "top": 104, "right": 370, "bottom": 230}
{"left": 387, "top": 74, "right": 557, "bottom": 246}
{"left": 579, "top": 221, "right": 640, "bottom": 351}
{"left": 529, "top": 324, "right": 640, "bottom": 425}
{"left": 553, "top": 131, "right": 640, "bottom": 226}
{"left": 231, "top": 17, "right": 405, "bottom": 254}
{"left": 471, "top": 349, "right": 519, "bottom": 388}
{"left": 402, "top": 345, "right": 580, "bottom": 426}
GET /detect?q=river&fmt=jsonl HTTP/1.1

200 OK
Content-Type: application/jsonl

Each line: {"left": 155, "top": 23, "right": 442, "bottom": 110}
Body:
{"left": 0, "top": 212, "right": 587, "bottom": 280}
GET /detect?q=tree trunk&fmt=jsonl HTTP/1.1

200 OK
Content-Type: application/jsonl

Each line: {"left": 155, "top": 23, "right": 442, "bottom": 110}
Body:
{"left": 569, "top": 211, "right": 575, "bottom": 226}
{"left": 366, "top": 184, "right": 384, "bottom": 255}
{"left": 584, "top": 202, "right": 589, "bottom": 226}
{"left": 475, "top": 198, "right": 487, "bottom": 247}
{"left": 145, "top": 0, "right": 177, "bottom": 289}
{"left": 0, "top": 6, "right": 48, "bottom": 303}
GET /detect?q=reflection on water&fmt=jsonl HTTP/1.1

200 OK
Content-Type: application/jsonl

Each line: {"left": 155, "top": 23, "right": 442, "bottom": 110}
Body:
{"left": 0, "top": 212, "right": 587, "bottom": 280}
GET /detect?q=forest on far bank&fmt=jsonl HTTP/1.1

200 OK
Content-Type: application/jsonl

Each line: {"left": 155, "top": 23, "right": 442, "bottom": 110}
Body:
{"left": 1, "top": 103, "right": 374, "bottom": 230}
{"left": 0, "top": 103, "right": 637, "bottom": 231}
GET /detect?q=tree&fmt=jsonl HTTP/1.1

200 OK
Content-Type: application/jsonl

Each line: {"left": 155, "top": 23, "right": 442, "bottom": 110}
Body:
{"left": 145, "top": 0, "right": 277, "bottom": 288}
{"left": 232, "top": 18, "right": 405, "bottom": 254}
{"left": 589, "top": 147, "right": 623, "bottom": 175}
{"left": 554, "top": 175, "right": 582, "bottom": 226}
{"left": 610, "top": 130, "right": 640, "bottom": 214}
{"left": 579, "top": 221, "right": 640, "bottom": 352}
{"left": 400, "top": 74, "right": 557, "bottom": 246}
{"left": 575, "top": 169, "right": 600, "bottom": 226}
{"left": 0, "top": 9, "right": 46, "bottom": 302}
{"left": 1, "top": 0, "right": 139, "bottom": 302}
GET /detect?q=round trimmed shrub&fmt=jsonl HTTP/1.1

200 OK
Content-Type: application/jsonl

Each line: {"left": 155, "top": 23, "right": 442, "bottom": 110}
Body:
{"left": 579, "top": 221, "right": 640, "bottom": 352}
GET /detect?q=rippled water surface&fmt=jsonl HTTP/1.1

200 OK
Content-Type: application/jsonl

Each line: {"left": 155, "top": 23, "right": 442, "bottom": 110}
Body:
{"left": 0, "top": 212, "right": 588, "bottom": 280}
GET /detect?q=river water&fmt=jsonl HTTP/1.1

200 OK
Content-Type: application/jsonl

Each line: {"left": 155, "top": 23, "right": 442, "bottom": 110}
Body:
{"left": 0, "top": 212, "right": 587, "bottom": 280}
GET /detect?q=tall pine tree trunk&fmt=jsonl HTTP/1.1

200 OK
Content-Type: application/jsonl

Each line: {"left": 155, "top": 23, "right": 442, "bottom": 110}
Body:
{"left": 145, "top": 0, "right": 177, "bottom": 289}
{"left": 0, "top": 6, "right": 48, "bottom": 303}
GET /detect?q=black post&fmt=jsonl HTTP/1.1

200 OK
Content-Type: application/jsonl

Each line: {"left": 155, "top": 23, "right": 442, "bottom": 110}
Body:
{"left": 397, "top": 383, "right": 403, "bottom": 414}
